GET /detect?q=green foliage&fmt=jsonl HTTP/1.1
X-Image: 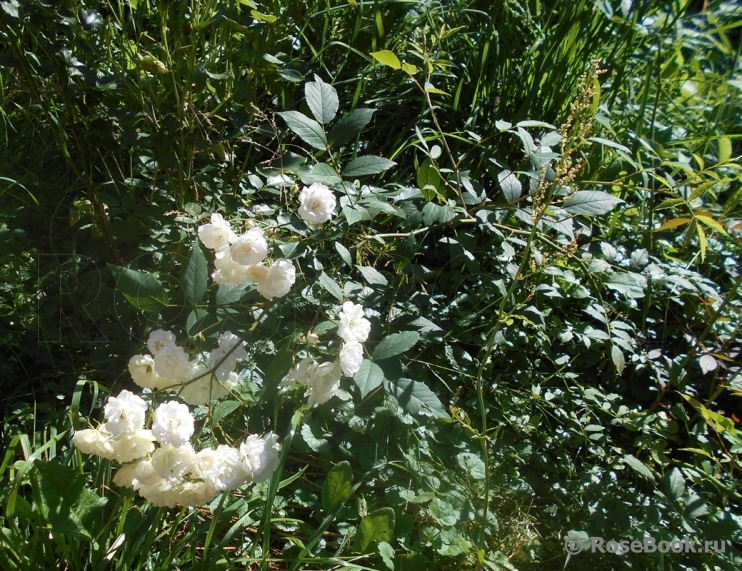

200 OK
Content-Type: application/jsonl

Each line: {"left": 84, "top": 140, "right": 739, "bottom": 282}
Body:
{"left": 2, "top": 0, "right": 742, "bottom": 570}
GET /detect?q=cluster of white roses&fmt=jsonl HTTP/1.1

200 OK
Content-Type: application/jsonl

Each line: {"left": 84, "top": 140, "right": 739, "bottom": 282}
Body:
{"left": 198, "top": 213, "right": 296, "bottom": 299}
{"left": 73, "top": 389, "right": 279, "bottom": 507}
{"left": 280, "top": 302, "right": 371, "bottom": 405}
{"left": 73, "top": 329, "right": 280, "bottom": 507}
{"left": 128, "top": 329, "right": 243, "bottom": 406}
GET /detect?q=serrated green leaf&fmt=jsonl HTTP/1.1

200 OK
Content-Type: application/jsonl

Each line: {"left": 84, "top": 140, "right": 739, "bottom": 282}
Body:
{"left": 664, "top": 467, "right": 685, "bottom": 501}
{"left": 356, "top": 265, "right": 388, "bottom": 286}
{"left": 385, "top": 378, "right": 449, "bottom": 418}
{"left": 109, "top": 265, "right": 168, "bottom": 311}
{"left": 611, "top": 345, "right": 625, "bottom": 374}
{"left": 328, "top": 108, "right": 375, "bottom": 147}
{"left": 353, "top": 359, "right": 384, "bottom": 398}
{"left": 370, "top": 50, "right": 401, "bottom": 70}
{"left": 305, "top": 76, "right": 339, "bottom": 124}
{"left": 182, "top": 239, "right": 208, "bottom": 305}
{"left": 216, "top": 283, "right": 250, "bottom": 305}
{"left": 355, "top": 508, "right": 395, "bottom": 553}
{"left": 563, "top": 191, "right": 624, "bottom": 216}
{"left": 318, "top": 271, "right": 343, "bottom": 301}
{"left": 498, "top": 170, "right": 522, "bottom": 202}
{"left": 212, "top": 400, "right": 241, "bottom": 425}
{"left": 343, "top": 156, "right": 396, "bottom": 177}
{"left": 300, "top": 163, "right": 341, "bottom": 186}
{"left": 322, "top": 461, "right": 353, "bottom": 512}
{"left": 417, "top": 159, "right": 445, "bottom": 201}
{"left": 335, "top": 242, "right": 353, "bottom": 267}
{"left": 342, "top": 203, "right": 370, "bottom": 225}
{"left": 623, "top": 454, "right": 655, "bottom": 483}
{"left": 277, "top": 111, "right": 327, "bottom": 150}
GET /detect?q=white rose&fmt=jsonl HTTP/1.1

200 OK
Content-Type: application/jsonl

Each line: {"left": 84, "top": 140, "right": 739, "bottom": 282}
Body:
{"left": 339, "top": 342, "right": 363, "bottom": 377}
{"left": 109, "top": 429, "right": 156, "bottom": 463}
{"left": 72, "top": 426, "right": 114, "bottom": 458}
{"left": 198, "top": 213, "right": 237, "bottom": 250}
{"left": 211, "top": 246, "right": 251, "bottom": 285}
{"left": 337, "top": 301, "right": 371, "bottom": 343}
{"left": 280, "top": 357, "right": 317, "bottom": 387}
{"left": 113, "top": 461, "right": 139, "bottom": 489}
{"left": 239, "top": 433, "right": 280, "bottom": 483}
{"left": 177, "top": 480, "right": 220, "bottom": 506}
{"left": 147, "top": 329, "right": 176, "bottom": 355}
{"left": 212, "top": 445, "right": 249, "bottom": 491}
{"left": 151, "top": 444, "right": 196, "bottom": 480}
{"left": 128, "top": 354, "right": 162, "bottom": 389}
{"left": 192, "top": 446, "right": 244, "bottom": 492}
{"left": 257, "top": 258, "right": 296, "bottom": 300}
{"left": 230, "top": 228, "right": 268, "bottom": 266}
{"left": 151, "top": 401, "right": 195, "bottom": 447}
{"left": 244, "top": 263, "right": 269, "bottom": 284}
{"left": 154, "top": 345, "right": 192, "bottom": 380}
{"left": 218, "top": 331, "right": 246, "bottom": 358}
{"left": 103, "top": 390, "right": 147, "bottom": 436}
{"left": 207, "top": 347, "right": 238, "bottom": 382}
{"left": 305, "top": 362, "right": 342, "bottom": 405}
{"left": 298, "top": 183, "right": 336, "bottom": 224}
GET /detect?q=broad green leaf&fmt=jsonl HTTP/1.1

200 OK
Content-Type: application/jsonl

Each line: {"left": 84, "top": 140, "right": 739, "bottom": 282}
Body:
{"left": 401, "top": 62, "right": 418, "bottom": 74}
{"left": 300, "top": 163, "right": 341, "bottom": 186}
{"left": 335, "top": 242, "right": 353, "bottom": 267}
{"left": 318, "top": 271, "right": 343, "bottom": 301}
{"left": 356, "top": 265, "right": 388, "bottom": 286}
{"left": 654, "top": 217, "right": 692, "bottom": 231}
{"left": 250, "top": 9, "right": 277, "bottom": 23}
{"left": 373, "top": 331, "right": 419, "bottom": 360}
{"left": 370, "top": 50, "right": 401, "bottom": 70}
{"left": 682, "top": 394, "right": 737, "bottom": 435}
{"left": 33, "top": 460, "right": 108, "bottom": 538}
{"left": 611, "top": 345, "right": 625, "bottom": 374}
{"left": 516, "top": 120, "right": 556, "bottom": 129}
{"left": 379, "top": 542, "right": 395, "bottom": 570}
{"left": 430, "top": 497, "right": 458, "bottom": 526}
{"left": 457, "top": 452, "right": 486, "bottom": 480}
{"left": 216, "top": 283, "right": 250, "bottom": 305}
{"left": 718, "top": 136, "right": 732, "bottom": 163}
{"left": 182, "top": 239, "right": 208, "bottom": 305}
{"left": 305, "top": 76, "right": 339, "bottom": 124}
{"left": 417, "top": 159, "right": 445, "bottom": 201}
{"left": 342, "top": 203, "right": 370, "bottom": 225}
{"left": 322, "top": 461, "right": 353, "bottom": 512}
{"left": 385, "top": 377, "right": 449, "bottom": 419}
{"left": 498, "top": 170, "right": 522, "bottom": 203}
{"left": 604, "top": 271, "right": 646, "bottom": 298}
{"left": 664, "top": 467, "right": 685, "bottom": 501}
{"left": 109, "top": 264, "right": 168, "bottom": 311}
{"left": 588, "top": 137, "right": 631, "bottom": 154}
{"left": 277, "top": 111, "right": 327, "bottom": 150}
{"left": 563, "top": 191, "right": 624, "bottom": 216}
{"left": 212, "top": 400, "right": 241, "bottom": 425}
{"left": 355, "top": 507, "right": 395, "bottom": 553}
{"left": 301, "top": 422, "right": 330, "bottom": 452}
{"left": 328, "top": 108, "right": 375, "bottom": 147}
{"left": 623, "top": 454, "right": 655, "bottom": 483}
{"left": 695, "top": 214, "right": 727, "bottom": 235}
{"left": 343, "top": 156, "right": 396, "bottom": 177}
{"left": 684, "top": 493, "right": 708, "bottom": 520}
{"left": 353, "top": 359, "right": 384, "bottom": 398}
{"left": 697, "top": 224, "right": 707, "bottom": 261}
